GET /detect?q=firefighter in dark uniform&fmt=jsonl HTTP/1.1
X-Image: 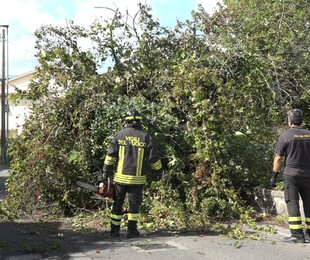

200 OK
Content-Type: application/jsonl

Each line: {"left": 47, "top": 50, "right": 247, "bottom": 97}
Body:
{"left": 271, "top": 109, "right": 310, "bottom": 243}
{"left": 102, "top": 109, "right": 163, "bottom": 238}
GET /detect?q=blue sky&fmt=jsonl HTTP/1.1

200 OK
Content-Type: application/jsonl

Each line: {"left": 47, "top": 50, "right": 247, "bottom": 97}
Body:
{"left": 0, "top": 0, "right": 221, "bottom": 76}
{"left": 150, "top": 0, "right": 195, "bottom": 26}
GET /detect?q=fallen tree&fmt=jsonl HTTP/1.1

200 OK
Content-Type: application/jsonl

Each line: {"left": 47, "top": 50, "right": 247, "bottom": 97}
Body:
{"left": 2, "top": 1, "right": 310, "bottom": 233}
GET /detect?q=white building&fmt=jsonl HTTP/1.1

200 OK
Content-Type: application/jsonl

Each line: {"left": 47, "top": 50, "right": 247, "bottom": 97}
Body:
{"left": 6, "top": 71, "right": 34, "bottom": 137}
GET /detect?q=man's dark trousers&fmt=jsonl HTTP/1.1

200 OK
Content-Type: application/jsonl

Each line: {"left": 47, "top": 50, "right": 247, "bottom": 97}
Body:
{"left": 111, "top": 184, "right": 143, "bottom": 232}
{"left": 284, "top": 174, "right": 310, "bottom": 237}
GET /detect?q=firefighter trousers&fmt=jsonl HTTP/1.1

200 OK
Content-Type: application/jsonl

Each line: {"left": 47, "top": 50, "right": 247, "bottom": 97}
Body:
{"left": 110, "top": 184, "right": 143, "bottom": 231}
{"left": 284, "top": 174, "right": 310, "bottom": 238}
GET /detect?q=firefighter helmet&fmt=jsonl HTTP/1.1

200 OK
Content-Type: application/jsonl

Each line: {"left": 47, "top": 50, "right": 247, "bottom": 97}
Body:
{"left": 125, "top": 109, "right": 142, "bottom": 122}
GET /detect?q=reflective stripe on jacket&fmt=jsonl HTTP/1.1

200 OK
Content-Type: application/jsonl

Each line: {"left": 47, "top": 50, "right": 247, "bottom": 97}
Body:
{"left": 103, "top": 124, "right": 163, "bottom": 185}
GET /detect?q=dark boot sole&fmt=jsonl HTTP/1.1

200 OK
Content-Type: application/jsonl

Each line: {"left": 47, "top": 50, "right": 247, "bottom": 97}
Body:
{"left": 283, "top": 237, "right": 305, "bottom": 243}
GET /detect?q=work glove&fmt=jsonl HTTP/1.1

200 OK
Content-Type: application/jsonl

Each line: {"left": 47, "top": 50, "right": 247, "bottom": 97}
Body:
{"left": 103, "top": 171, "right": 109, "bottom": 180}
{"left": 97, "top": 171, "right": 108, "bottom": 183}
{"left": 270, "top": 171, "right": 279, "bottom": 188}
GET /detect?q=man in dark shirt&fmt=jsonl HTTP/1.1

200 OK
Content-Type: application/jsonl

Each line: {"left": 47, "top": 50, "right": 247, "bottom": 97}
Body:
{"left": 272, "top": 109, "right": 310, "bottom": 243}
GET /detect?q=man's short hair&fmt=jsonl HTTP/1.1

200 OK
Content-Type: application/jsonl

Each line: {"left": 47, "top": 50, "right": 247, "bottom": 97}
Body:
{"left": 288, "top": 109, "right": 304, "bottom": 126}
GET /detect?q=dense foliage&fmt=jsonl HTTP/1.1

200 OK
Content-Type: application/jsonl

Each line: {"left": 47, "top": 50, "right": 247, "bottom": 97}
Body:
{"left": 2, "top": 1, "right": 310, "bottom": 231}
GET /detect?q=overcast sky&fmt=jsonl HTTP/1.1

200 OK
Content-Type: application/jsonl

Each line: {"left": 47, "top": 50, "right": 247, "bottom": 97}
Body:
{"left": 0, "top": 0, "right": 222, "bottom": 77}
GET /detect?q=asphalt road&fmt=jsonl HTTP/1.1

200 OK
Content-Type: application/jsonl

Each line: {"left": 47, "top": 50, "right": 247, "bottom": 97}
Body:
{"left": 1, "top": 225, "right": 309, "bottom": 260}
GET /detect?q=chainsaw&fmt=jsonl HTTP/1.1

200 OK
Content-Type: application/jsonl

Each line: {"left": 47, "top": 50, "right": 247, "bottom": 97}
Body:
{"left": 76, "top": 177, "right": 114, "bottom": 198}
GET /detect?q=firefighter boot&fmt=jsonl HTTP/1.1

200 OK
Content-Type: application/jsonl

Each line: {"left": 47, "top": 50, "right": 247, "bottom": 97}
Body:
{"left": 305, "top": 231, "right": 310, "bottom": 243}
{"left": 110, "top": 224, "right": 120, "bottom": 237}
{"left": 283, "top": 236, "right": 305, "bottom": 243}
{"left": 283, "top": 229, "right": 305, "bottom": 243}
{"left": 127, "top": 220, "right": 140, "bottom": 238}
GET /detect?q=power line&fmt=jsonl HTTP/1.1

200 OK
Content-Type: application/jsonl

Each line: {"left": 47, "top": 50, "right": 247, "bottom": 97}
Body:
{"left": 7, "top": 40, "right": 36, "bottom": 55}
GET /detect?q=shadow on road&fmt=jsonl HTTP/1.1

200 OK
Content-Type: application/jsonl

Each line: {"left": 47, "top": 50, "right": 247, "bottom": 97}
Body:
{"left": 0, "top": 218, "right": 221, "bottom": 258}
{"left": 0, "top": 219, "right": 111, "bottom": 258}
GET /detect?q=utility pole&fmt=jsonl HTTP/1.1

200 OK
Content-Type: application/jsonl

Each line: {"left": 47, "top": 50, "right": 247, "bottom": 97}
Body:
{"left": 0, "top": 25, "right": 8, "bottom": 163}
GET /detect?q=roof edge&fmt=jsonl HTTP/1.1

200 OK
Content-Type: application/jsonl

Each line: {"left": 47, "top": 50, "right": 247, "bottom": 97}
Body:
{"left": 9, "top": 70, "right": 36, "bottom": 82}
